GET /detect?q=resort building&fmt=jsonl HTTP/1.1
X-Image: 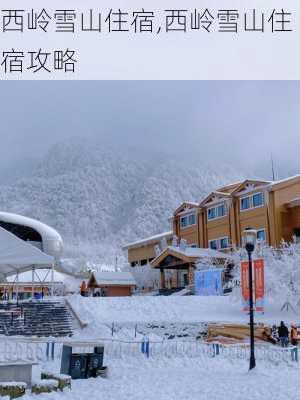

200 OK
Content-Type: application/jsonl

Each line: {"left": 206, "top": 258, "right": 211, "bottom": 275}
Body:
{"left": 122, "top": 231, "right": 173, "bottom": 267}
{"left": 123, "top": 175, "right": 300, "bottom": 278}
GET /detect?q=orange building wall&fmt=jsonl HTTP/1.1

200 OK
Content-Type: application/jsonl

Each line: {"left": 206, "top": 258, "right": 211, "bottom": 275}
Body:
{"left": 104, "top": 286, "right": 133, "bottom": 297}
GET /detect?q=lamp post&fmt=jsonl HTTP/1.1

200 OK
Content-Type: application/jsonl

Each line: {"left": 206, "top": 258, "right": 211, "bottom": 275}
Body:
{"left": 243, "top": 229, "right": 257, "bottom": 370}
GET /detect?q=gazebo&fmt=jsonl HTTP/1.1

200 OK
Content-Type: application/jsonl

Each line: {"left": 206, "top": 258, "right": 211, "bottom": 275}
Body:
{"left": 151, "top": 246, "right": 233, "bottom": 290}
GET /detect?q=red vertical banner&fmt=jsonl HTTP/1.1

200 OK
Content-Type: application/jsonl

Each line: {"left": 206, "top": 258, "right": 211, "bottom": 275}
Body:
{"left": 254, "top": 259, "right": 265, "bottom": 313}
{"left": 241, "top": 261, "right": 250, "bottom": 312}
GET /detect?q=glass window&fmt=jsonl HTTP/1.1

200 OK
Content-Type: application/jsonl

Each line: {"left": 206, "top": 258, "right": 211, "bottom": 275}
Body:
{"left": 257, "top": 229, "right": 266, "bottom": 241}
{"left": 241, "top": 197, "right": 250, "bottom": 210}
{"left": 180, "top": 216, "right": 188, "bottom": 228}
{"left": 253, "top": 192, "right": 264, "bottom": 207}
{"left": 207, "top": 208, "right": 215, "bottom": 220}
{"left": 220, "top": 237, "right": 229, "bottom": 249}
{"left": 217, "top": 204, "right": 225, "bottom": 217}
{"left": 188, "top": 214, "right": 196, "bottom": 225}
{"left": 180, "top": 213, "right": 195, "bottom": 228}
{"left": 209, "top": 240, "right": 217, "bottom": 250}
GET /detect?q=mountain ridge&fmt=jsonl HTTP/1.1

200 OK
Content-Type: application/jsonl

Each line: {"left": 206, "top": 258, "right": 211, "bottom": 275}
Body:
{"left": 0, "top": 138, "right": 246, "bottom": 263}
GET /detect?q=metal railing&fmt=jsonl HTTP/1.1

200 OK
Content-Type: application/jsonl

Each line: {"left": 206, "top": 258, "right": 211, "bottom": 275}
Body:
{"left": 1, "top": 336, "right": 300, "bottom": 366}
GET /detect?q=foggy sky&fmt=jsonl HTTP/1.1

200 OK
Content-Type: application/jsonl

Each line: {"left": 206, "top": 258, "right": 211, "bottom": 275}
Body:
{"left": 0, "top": 81, "right": 299, "bottom": 178}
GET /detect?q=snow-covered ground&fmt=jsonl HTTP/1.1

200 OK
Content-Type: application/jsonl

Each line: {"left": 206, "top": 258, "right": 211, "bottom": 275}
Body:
{"left": 4, "top": 295, "right": 300, "bottom": 399}
{"left": 19, "top": 356, "right": 300, "bottom": 400}
{"left": 69, "top": 294, "right": 300, "bottom": 337}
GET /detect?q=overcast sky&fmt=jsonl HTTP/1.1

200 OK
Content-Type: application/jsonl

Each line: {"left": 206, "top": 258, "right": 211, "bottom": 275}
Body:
{"left": 0, "top": 81, "right": 299, "bottom": 178}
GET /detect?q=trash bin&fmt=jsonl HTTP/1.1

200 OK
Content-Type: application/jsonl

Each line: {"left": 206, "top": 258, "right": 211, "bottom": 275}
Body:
{"left": 60, "top": 344, "right": 104, "bottom": 379}
{"left": 61, "top": 345, "right": 88, "bottom": 379}
{"left": 70, "top": 354, "right": 88, "bottom": 379}
{"left": 86, "top": 354, "right": 102, "bottom": 378}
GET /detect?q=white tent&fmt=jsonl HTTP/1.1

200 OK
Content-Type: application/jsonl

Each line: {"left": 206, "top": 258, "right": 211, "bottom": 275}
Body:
{"left": 0, "top": 226, "right": 54, "bottom": 278}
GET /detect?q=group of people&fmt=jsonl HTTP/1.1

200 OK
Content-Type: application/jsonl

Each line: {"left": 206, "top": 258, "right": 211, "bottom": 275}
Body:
{"left": 264, "top": 321, "right": 300, "bottom": 347}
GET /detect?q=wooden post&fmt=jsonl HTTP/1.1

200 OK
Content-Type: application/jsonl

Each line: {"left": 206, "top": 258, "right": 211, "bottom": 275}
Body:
{"left": 188, "top": 263, "right": 194, "bottom": 285}
{"left": 160, "top": 268, "right": 166, "bottom": 289}
{"left": 32, "top": 267, "right": 35, "bottom": 299}
{"left": 51, "top": 264, "right": 55, "bottom": 297}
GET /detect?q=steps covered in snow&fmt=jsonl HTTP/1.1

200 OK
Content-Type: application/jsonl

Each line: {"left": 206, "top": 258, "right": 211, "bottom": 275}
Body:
{"left": 0, "top": 300, "right": 73, "bottom": 337}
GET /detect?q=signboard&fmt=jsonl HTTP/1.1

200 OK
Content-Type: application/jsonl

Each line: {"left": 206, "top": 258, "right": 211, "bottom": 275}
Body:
{"left": 254, "top": 259, "right": 265, "bottom": 313}
{"left": 241, "top": 261, "right": 250, "bottom": 312}
{"left": 195, "top": 269, "right": 223, "bottom": 296}
{"left": 241, "top": 259, "right": 265, "bottom": 313}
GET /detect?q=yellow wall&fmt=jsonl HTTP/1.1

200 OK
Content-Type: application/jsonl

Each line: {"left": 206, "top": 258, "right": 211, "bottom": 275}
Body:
{"left": 128, "top": 245, "right": 158, "bottom": 264}
{"left": 273, "top": 181, "right": 300, "bottom": 244}
{"left": 206, "top": 217, "right": 231, "bottom": 243}
{"left": 177, "top": 225, "right": 198, "bottom": 245}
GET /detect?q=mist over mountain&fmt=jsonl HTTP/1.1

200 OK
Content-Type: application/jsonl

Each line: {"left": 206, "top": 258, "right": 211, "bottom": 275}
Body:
{"left": 0, "top": 137, "right": 250, "bottom": 264}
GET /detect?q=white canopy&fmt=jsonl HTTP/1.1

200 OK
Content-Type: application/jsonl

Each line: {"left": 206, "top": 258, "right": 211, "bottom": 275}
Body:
{"left": 0, "top": 226, "right": 54, "bottom": 278}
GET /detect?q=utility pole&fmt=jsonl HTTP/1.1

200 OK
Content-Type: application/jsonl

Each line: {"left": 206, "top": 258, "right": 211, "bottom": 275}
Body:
{"left": 271, "top": 154, "right": 276, "bottom": 181}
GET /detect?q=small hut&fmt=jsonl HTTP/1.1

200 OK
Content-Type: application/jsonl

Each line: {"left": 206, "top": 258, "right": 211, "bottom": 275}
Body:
{"left": 88, "top": 271, "right": 136, "bottom": 297}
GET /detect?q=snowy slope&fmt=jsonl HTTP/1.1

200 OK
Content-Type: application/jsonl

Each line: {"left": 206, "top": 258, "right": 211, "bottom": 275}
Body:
{"left": 68, "top": 295, "right": 300, "bottom": 330}
{"left": 0, "top": 138, "right": 245, "bottom": 262}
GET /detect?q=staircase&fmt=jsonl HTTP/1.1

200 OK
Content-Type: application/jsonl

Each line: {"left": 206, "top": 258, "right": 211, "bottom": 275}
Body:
{"left": 0, "top": 300, "right": 73, "bottom": 337}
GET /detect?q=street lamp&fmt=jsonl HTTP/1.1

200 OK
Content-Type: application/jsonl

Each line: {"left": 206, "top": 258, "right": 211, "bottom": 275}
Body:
{"left": 243, "top": 229, "right": 257, "bottom": 370}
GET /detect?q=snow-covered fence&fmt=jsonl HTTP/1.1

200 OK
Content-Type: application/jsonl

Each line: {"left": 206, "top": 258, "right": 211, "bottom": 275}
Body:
{"left": 0, "top": 339, "right": 56, "bottom": 363}
{"left": 1, "top": 337, "right": 300, "bottom": 367}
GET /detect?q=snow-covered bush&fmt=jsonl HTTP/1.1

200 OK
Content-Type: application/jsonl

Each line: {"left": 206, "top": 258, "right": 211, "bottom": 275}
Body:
{"left": 230, "top": 242, "right": 300, "bottom": 304}
{"left": 124, "top": 264, "right": 160, "bottom": 290}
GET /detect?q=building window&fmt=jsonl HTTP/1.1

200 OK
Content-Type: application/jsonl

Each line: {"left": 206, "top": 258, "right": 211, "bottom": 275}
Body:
{"left": 253, "top": 192, "right": 264, "bottom": 208}
{"left": 257, "top": 229, "right": 266, "bottom": 242}
{"left": 207, "top": 203, "right": 227, "bottom": 221}
{"left": 209, "top": 240, "right": 218, "bottom": 250}
{"left": 240, "top": 192, "right": 264, "bottom": 211}
{"left": 180, "top": 213, "right": 196, "bottom": 228}
{"left": 220, "top": 237, "right": 229, "bottom": 249}
{"left": 209, "top": 237, "right": 229, "bottom": 250}
{"left": 241, "top": 197, "right": 250, "bottom": 210}
{"left": 217, "top": 204, "right": 226, "bottom": 217}
{"left": 207, "top": 208, "right": 216, "bottom": 220}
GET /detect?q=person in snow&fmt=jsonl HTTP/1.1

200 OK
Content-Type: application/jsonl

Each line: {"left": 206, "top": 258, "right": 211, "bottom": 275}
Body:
{"left": 290, "top": 322, "right": 300, "bottom": 346}
{"left": 80, "top": 281, "right": 87, "bottom": 297}
{"left": 277, "top": 321, "right": 289, "bottom": 347}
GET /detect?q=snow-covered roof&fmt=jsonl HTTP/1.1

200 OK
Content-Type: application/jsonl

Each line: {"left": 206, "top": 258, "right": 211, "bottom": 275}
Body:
{"left": 0, "top": 212, "right": 63, "bottom": 258}
{"left": 215, "top": 181, "right": 244, "bottom": 192}
{"left": 173, "top": 201, "right": 200, "bottom": 216}
{"left": 151, "top": 245, "right": 234, "bottom": 268}
{"left": 90, "top": 271, "right": 136, "bottom": 286}
{"left": 168, "top": 246, "right": 233, "bottom": 260}
{"left": 122, "top": 231, "right": 173, "bottom": 250}
{"left": 0, "top": 227, "right": 54, "bottom": 278}
{"left": 286, "top": 197, "right": 300, "bottom": 208}
{"left": 270, "top": 174, "right": 300, "bottom": 187}
{"left": 181, "top": 201, "right": 199, "bottom": 207}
